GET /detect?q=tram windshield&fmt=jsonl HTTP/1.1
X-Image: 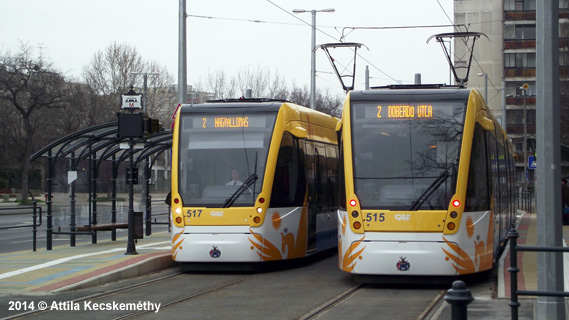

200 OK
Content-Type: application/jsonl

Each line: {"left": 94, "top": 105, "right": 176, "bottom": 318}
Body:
{"left": 351, "top": 100, "right": 466, "bottom": 210}
{"left": 177, "top": 113, "right": 276, "bottom": 207}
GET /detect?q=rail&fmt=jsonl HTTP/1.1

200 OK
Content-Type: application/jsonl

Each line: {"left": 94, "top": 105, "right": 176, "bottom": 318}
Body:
{"left": 507, "top": 226, "right": 569, "bottom": 320}
{"left": 150, "top": 200, "right": 171, "bottom": 225}
{"left": 0, "top": 200, "right": 42, "bottom": 251}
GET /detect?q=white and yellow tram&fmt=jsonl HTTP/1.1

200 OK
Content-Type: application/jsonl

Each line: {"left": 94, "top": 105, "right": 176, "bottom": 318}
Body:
{"left": 337, "top": 87, "right": 516, "bottom": 279}
{"left": 170, "top": 99, "right": 339, "bottom": 269}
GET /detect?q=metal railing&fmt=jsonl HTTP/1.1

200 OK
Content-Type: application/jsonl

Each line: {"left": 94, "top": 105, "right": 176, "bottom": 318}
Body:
{"left": 507, "top": 227, "right": 569, "bottom": 320}
{"left": 45, "top": 194, "right": 171, "bottom": 249}
{"left": 518, "top": 188, "right": 533, "bottom": 212}
{"left": 145, "top": 198, "right": 171, "bottom": 236}
{"left": 0, "top": 200, "right": 42, "bottom": 251}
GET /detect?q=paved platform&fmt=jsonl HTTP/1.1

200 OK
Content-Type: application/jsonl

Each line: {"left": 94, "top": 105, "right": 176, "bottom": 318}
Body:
{"left": 432, "top": 210, "right": 569, "bottom": 319}
{"left": 0, "top": 232, "right": 175, "bottom": 293}
{"left": 500, "top": 211, "right": 569, "bottom": 300}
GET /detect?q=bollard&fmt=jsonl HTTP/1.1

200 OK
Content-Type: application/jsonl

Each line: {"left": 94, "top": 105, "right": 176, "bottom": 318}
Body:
{"left": 507, "top": 227, "right": 521, "bottom": 320}
{"left": 444, "top": 280, "right": 474, "bottom": 320}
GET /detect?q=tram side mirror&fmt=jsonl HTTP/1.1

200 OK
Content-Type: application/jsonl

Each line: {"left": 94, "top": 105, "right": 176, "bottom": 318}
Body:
{"left": 476, "top": 111, "right": 495, "bottom": 131}
{"left": 289, "top": 126, "right": 308, "bottom": 139}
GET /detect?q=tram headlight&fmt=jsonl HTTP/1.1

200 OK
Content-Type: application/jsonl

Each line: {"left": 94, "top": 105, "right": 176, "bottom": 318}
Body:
{"left": 452, "top": 200, "right": 461, "bottom": 208}
{"left": 175, "top": 207, "right": 181, "bottom": 214}
{"left": 450, "top": 211, "right": 458, "bottom": 219}
{"left": 256, "top": 207, "right": 263, "bottom": 214}
{"left": 447, "top": 222, "right": 456, "bottom": 230}
{"left": 351, "top": 211, "right": 359, "bottom": 218}
{"left": 349, "top": 199, "right": 357, "bottom": 207}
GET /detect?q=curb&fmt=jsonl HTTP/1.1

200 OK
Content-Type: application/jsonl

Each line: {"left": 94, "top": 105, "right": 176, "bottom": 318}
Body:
{"left": 38, "top": 253, "right": 177, "bottom": 293}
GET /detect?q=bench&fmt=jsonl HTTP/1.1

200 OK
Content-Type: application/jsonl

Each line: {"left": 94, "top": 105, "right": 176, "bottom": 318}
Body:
{"left": 0, "top": 188, "right": 15, "bottom": 202}
{"left": 75, "top": 211, "right": 143, "bottom": 242}
{"left": 0, "top": 188, "right": 15, "bottom": 194}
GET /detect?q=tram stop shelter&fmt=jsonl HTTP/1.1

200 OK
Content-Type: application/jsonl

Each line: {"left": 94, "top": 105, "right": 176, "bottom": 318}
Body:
{"left": 30, "top": 122, "right": 172, "bottom": 250}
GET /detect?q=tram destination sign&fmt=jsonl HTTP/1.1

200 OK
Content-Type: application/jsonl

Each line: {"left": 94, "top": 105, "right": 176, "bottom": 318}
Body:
{"left": 189, "top": 115, "right": 269, "bottom": 129}
{"left": 364, "top": 104, "right": 434, "bottom": 119}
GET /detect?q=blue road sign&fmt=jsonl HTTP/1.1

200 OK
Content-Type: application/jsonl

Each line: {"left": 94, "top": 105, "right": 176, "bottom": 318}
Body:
{"left": 528, "top": 156, "right": 536, "bottom": 169}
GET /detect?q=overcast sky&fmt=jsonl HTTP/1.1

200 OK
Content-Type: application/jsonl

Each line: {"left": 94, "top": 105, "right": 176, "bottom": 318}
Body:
{"left": 1, "top": 0, "right": 455, "bottom": 96}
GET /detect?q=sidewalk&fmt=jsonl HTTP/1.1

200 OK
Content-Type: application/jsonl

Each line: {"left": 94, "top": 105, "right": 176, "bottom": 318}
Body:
{"left": 432, "top": 210, "right": 569, "bottom": 320}
{"left": 499, "top": 211, "right": 569, "bottom": 298}
{"left": 0, "top": 232, "right": 175, "bottom": 294}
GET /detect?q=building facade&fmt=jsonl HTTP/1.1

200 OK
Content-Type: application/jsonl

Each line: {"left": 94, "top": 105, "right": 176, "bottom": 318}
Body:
{"left": 455, "top": 0, "right": 569, "bottom": 186}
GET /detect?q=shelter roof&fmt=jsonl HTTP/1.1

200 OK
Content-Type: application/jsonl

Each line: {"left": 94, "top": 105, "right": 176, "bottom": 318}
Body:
{"left": 30, "top": 122, "right": 172, "bottom": 164}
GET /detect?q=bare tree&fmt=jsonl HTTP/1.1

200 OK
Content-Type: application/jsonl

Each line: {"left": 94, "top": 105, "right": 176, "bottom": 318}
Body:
{"left": 134, "top": 62, "right": 177, "bottom": 125}
{"left": 48, "top": 81, "right": 116, "bottom": 132}
{"left": 236, "top": 66, "right": 271, "bottom": 98}
{"left": 82, "top": 42, "right": 175, "bottom": 124}
{"left": 268, "top": 70, "right": 289, "bottom": 100}
{"left": 288, "top": 84, "right": 310, "bottom": 107}
{"left": 195, "top": 69, "right": 237, "bottom": 100}
{"left": 195, "top": 68, "right": 343, "bottom": 116}
{"left": 0, "top": 43, "right": 69, "bottom": 202}
{"left": 315, "top": 89, "right": 344, "bottom": 117}
{"left": 83, "top": 42, "right": 143, "bottom": 95}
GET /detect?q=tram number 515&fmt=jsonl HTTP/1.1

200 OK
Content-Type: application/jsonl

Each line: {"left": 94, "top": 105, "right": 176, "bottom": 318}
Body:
{"left": 365, "top": 212, "right": 385, "bottom": 222}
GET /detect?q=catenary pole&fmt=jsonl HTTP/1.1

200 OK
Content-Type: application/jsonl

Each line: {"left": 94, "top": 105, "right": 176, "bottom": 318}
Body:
{"left": 536, "top": 0, "right": 565, "bottom": 318}
{"left": 178, "top": 0, "right": 187, "bottom": 104}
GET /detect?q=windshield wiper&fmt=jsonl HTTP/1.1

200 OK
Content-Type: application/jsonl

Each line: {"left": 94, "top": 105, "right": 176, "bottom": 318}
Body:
{"left": 409, "top": 170, "right": 450, "bottom": 211}
{"left": 223, "top": 173, "right": 258, "bottom": 208}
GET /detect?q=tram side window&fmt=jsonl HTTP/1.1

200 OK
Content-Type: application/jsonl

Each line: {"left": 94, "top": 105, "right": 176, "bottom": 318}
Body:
{"left": 305, "top": 141, "right": 316, "bottom": 206}
{"left": 496, "top": 129, "right": 509, "bottom": 216}
{"left": 326, "top": 145, "right": 339, "bottom": 210}
{"left": 270, "top": 133, "right": 306, "bottom": 207}
{"left": 486, "top": 132, "right": 500, "bottom": 212}
{"left": 466, "top": 125, "right": 490, "bottom": 211}
{"left": 315, "top": 143, "right": 328, "bottom": 211}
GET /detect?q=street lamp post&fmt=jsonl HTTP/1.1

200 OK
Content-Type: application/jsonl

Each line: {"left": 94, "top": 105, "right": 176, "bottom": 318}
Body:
{"left": 131, "top": 72, "right": 159, "bottom": 114}
{"left": 477, "top": 73, "right": 488, "bottom": 103}
{"left": 521, "top": 84, "right": 529, "bottom": 188}
{"left": 292, "top": 8, "right": 335, "bottom": 110}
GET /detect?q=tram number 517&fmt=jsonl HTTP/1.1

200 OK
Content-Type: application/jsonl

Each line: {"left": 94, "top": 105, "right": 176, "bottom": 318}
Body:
{"left": 365, "top": 212, "right": 385, "bottom": 222}
{"left": 187, "top": 209, "right": 202, "bottom": 218}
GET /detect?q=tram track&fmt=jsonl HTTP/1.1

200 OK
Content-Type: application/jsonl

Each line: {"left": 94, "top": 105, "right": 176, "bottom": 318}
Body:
{"left": 298, "top": 283, "right": 364, "bottom": 320}
{"left": 2, "top": 271, "right": 185, "bottom": 320}
{"left": 298, "top": 284, "right": 448, "bottom": 320}
{"left": 417, "top": 289, "right": 447, "bottom": 320}
{"left": 1, "top": 253, "right": 457, "bottom": 320}
{"left": 4, "top": 271, "right": 257, "bottom": 320}
{"left": 112, "top": 275, "right": 256, "bottom": 320}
